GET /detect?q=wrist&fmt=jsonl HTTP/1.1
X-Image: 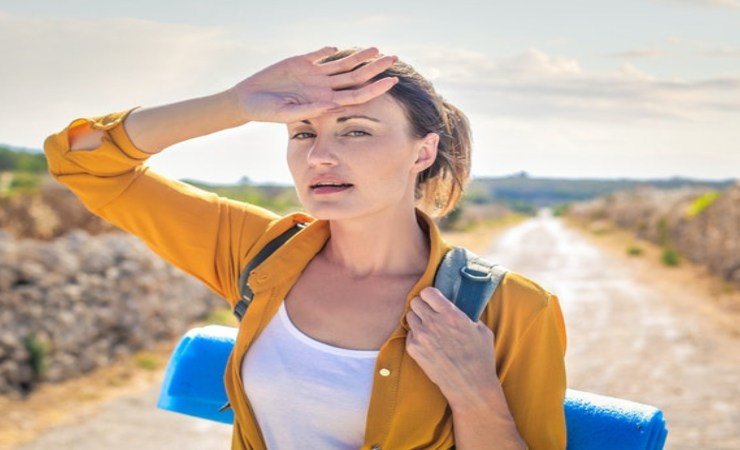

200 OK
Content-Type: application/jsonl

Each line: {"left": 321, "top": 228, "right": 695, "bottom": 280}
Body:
{"left": 448, "top": 378, "right": 505, "bottom": 415}
{"left": 222, "top": 87, "right": 251, "bottom": 126}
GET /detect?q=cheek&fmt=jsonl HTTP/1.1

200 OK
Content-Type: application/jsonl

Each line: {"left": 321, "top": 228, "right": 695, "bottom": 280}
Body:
{"left": 361, "top": 144, "right": 416, "bottom": 190}
{"left": 286, "top": 146, "right": 300, "bottom": 177}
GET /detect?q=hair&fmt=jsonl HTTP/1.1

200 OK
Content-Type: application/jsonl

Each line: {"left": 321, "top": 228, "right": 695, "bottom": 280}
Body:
{"left": 316, "top": 47, "right": 472, "bottom": 219}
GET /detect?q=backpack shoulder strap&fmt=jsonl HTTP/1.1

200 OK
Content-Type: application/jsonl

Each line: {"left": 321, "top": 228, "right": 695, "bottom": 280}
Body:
{"left": 236, "top": 232, "right": 507, "bottom": 324}
{"left": 433, "top": 246, "right": 508, "bottom": 322}
{"left": 234, "top": 221, "right": 309, "bottom": 321}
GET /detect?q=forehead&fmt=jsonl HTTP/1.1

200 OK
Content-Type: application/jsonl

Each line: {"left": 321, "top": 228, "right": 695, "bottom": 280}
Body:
{"left": 288, "top": 92, "right": 404, "bottom": 126}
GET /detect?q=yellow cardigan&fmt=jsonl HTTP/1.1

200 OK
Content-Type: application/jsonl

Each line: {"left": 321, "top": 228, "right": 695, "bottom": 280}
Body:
{"left": 43, "top": 107, "right": 568, "bottom": 450}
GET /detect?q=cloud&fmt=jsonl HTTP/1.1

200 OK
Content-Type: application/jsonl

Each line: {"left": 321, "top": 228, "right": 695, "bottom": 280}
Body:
{"left": 607, "top": 47, "right": 666, "bottom": 59}
{"left": 390, "top": 44, "right": 740, "bottom": 124}
{"left": 656, "top": 0, "right": 740, "bottom": 9}
{"left": 0, "top": 10, "right": 292, "bottom": 146}
{"left": 667, "top": 36, "right": 740, "bottom": 57}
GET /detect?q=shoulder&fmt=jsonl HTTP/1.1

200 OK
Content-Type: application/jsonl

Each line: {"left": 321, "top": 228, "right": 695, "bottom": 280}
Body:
{"left": 241, "top": 209, "right": 318, "bottom": 259}
{"left": 479, "top": 267, "right": 555, "bottom": 336}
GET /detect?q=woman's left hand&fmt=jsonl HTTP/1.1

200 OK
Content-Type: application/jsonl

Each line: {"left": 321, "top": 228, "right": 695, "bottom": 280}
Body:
{"left": 405, "top": 286, "right": 500, "bottom": 404}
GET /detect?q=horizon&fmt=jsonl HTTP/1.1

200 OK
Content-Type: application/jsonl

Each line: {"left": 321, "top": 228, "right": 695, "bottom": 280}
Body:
{"left": 2, "top": 1, "right": 738, "bottom": 184}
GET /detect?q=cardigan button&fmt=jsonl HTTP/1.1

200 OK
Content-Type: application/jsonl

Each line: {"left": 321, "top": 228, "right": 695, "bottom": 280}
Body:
{"left": 371, "top": 445, "right": 382, "bottom": 450}
{"left": 379, "top": 368, "right": 390, "bottom": 376}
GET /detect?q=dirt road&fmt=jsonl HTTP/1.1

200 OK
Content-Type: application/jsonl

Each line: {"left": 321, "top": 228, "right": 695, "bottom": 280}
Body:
{"left": 483, "top": 209, "right": 739, "bottom": 450}
{"left": 17, "top": 209, "right": 740, "bottom": 449}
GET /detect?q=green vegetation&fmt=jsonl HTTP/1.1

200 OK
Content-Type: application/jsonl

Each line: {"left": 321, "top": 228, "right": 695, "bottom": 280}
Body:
{"left": 437, "top": 203, "right": 465, "bottom": 231}
{"left": 626, "top": 244, "right": 643, "bottom": 256}
{"left": 134, "top": 351, "right": 163, "bottom": 371}
{"left": 4, "top": 171, "right": 44, "bottom": 194}
{"left": 656, "top": 217, "right": 670, "bottom": 247}
{"left": 661, "top": 247, "right": 681, "bottom": 266}
{"left": 552, "top": 202, "right": 570, "bottom": 216}
{"left": 466, "top": 175, "right": 733, "bottom": 210}
{"left": 23, "top": 334, "right": 50, "bottom": 377}
{"left": 204, "top": 307, "right": 239, "bottom": 327}
{"left": 685, "top": 190, "right": 721, "bottom": 218}
{"left": 184, "top": 179, "right": 301, "bottom": 214}
{"left": 0, "top": 146, "right": 49, "bottom": 197}
{"left": 1, "top": 143, "right": 734, "bottom": 215}
{"left": 0, "top": 145, "right": 48, "bottom": 173}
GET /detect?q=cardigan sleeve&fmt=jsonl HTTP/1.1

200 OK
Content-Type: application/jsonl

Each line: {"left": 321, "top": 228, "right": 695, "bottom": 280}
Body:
{"left": 500, "top": 292, "right": 568, "bottom": 450}
{"left": 42, "top": 107, "right": 280, "bottom": 305}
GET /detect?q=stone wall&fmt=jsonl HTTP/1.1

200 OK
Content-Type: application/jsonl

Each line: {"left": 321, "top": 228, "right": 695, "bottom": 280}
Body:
{"left": 0, "top": 229, "right": 225, "bottom": 398}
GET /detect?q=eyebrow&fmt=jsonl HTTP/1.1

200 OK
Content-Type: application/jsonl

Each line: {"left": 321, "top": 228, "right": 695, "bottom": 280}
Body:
{"left": 299, "top": 114, "right": 381, "bottom": 125}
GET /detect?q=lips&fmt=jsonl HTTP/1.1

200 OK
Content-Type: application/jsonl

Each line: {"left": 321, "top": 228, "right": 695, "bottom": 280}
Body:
{"left": 309, "top": 175, "right": 353, "bottom": 189}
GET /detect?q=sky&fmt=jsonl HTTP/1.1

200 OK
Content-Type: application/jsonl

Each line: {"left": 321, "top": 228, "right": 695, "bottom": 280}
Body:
{"left": 2, "top": 0, "right": 738, "bottom": 185}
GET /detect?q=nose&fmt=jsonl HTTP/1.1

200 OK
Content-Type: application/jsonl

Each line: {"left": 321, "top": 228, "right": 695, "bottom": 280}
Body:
{"left": 306, "top": 138, "right": 339, "bottom": 167}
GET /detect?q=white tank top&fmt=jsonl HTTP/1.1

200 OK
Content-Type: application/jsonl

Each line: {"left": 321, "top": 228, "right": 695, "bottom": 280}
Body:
{"left": 241, "top": 299, "right": 380, "bottom": 449}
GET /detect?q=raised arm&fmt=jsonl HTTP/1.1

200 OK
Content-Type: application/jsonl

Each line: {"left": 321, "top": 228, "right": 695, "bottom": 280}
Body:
{"left": 68, "top": 89, "right": 247, "bottom": 154}
{"left": 44, "top": 45, "right": 399, "bottom": 305}
{"left": 44, "top": 96, "right": 279, "bottom": 306}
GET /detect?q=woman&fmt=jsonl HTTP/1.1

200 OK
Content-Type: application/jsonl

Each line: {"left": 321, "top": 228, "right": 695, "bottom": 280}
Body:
{"left": 44, "top": 46, "right": 567, "bottom": 450}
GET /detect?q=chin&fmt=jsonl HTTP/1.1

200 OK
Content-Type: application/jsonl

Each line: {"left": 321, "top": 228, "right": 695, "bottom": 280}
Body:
{"left": 303, "top": 204, "right": 355, "bottom": 221}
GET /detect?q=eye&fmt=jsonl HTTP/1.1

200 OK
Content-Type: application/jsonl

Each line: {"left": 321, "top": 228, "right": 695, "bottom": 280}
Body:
{"left": 346, "top": 130, "right": 371, "bottom": 137}
{"left": 290, "top": 130, "right": 371, "bottom": 140}
{"left": 291, "top": 132, "right": 315, "bottom": 140}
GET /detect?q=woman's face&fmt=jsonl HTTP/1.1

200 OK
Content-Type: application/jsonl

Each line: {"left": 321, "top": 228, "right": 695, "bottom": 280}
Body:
{"left": 286, "top": 91, "right": 438, "bottom": 221}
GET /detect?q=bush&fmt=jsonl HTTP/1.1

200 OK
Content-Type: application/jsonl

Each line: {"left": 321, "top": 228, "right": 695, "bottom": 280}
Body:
{"left": 685, "top": 190, "right": 721, "bottom": 218}
{"left": 438, "top": 203, "right": 466, "bottom": 231}
{"left": 205, "top": 307, "right": 239, "bottom": 327}
{"left": 23, "top": 334, "right": 50, "bottom": 377}
{"left": 656, "top": 217, "right": 670, "bottom": 247}
{"left": 134, "top": 351, "right": 163, "bottom": 371}
{"left": 661, "top": 247, "right": 680, "bottom": 266}
{"left": 552, "top": 202, "right": 570, "bottom": 217}
{"left": 626, "top": 244, "right": 643, "bottom": 256}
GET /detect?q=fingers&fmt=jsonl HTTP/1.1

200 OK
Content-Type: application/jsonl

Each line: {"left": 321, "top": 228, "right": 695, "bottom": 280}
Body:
{"left": 410, "top": 295, "right": 437, "bottom": 322}
{"left": 418, "top": 287, "right": 452, "bottom": 313}
{"left": 332, "top": 77, "right": 399, "bottom": 106}
{"left": 316, "top": 47, "right": 381, "bottom": 75}
{"left": 328, "top": 55, "right": 398, "bottom": 90}
{"left": 301, "top": 46, "right": 339, "bottom": 63}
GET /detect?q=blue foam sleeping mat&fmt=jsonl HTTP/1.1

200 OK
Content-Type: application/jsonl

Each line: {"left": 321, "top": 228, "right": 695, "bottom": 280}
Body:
{"left": 157, "top": 325, "right": 668, "bottom": 450}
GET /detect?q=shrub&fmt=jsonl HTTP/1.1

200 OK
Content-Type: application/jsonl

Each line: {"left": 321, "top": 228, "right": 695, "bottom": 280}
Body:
{"left": 552, "top": 203, "right": 570, "bottom": 217}
{"left": 205, "top": 307, "right": 239, "bottom": 327}
{"left": 134, "top": 351, "right": 163, "bottom": 371}
{"left": 661, "top": 247, "right": 680, "bottom": 266}
{"left": 626, "top": 244, "right": 643, "bottom": 256}
{"left": 656, "top": 217, "right": 670, "bottom": 247}
{"left": 23, "top": 334, "right": 50, "bottom": 377}
{"left": 685, "top": 190, "right": 721, "bottom": 218}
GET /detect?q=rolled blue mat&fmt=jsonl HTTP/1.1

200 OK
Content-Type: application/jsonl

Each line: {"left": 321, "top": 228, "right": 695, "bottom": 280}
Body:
{"left": 158, "top": 326, "right": 668, "bottom": 449}
{"left": 157, "top": 325, "right": 237, "bottom": 425}
{"left": 564, "top": 389, "right": 668, "bottom": 450}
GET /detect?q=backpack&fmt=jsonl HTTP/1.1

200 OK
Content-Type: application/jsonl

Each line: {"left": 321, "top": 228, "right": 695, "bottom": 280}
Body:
{"left": 219, "top": 220, "right": 509, "bottom": 413}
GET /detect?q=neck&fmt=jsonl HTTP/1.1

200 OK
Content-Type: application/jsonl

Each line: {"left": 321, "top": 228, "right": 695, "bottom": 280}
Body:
{"left": 320, "top": 206, "right": 430, "bottom": 280}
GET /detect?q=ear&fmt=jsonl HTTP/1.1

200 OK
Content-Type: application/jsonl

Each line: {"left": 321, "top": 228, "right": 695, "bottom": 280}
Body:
{"left": 412, "top": 132, "right": 439, "bottom": 173}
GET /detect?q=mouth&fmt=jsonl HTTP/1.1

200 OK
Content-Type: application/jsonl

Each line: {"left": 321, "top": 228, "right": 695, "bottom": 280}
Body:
{"left": 310, "top": 183, "right": 354, "bottom": 194}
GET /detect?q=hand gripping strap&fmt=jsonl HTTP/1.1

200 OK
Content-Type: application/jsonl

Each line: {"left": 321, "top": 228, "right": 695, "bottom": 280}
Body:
{"left": 433, "top": 247, "right": 508, "bottom": 322}
{"left": 234, "top": 221, "right": 309, "bottom": 322}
